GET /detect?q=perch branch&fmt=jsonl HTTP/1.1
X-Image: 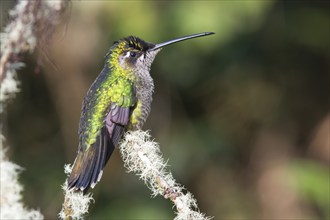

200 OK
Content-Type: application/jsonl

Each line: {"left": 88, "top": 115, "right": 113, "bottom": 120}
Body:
{"left": 119, "top": 130, "right": 211, "bottom": 220}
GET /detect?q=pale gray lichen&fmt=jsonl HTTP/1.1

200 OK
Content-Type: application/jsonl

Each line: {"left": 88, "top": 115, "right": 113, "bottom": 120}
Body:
{"left": 0, "top": 1, "right": 65, "bottom": 219}
{"left": 119, "top": 130, "right": 211, "bottom": 220}
{"left": 0, "top": 137, "right": 44, "bottom": 220}
{"left": 58, "top": 164, "right": 94, "bottom": 220}
{"left": 59, "top": 130, "right": 211, "bottom": 220}
{"left": 0, "top": 0, "right": 64, "bottom": 112}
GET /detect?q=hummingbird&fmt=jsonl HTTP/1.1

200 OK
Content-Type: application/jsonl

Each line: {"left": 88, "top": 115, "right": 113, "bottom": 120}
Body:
{"left": 67, "top": 32, "right": 214, "bottom": 192}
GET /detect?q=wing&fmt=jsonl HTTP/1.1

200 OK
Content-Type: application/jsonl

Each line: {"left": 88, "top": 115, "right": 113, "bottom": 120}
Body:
{"left": 68, "top": 67, "right": 136, "bottom": 192}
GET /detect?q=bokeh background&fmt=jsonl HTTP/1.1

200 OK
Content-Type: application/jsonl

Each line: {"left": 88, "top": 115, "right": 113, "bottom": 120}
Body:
{"left": 1, "top": 0, "right": 329, "bottom": 219}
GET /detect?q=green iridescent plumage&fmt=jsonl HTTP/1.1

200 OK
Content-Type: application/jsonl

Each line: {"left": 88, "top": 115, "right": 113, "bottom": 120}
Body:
{"left": 68, "top": 32, "right": 214, "bottom": 192}
{"left": 68, "top": 36, "right": 156, "bottom": 191}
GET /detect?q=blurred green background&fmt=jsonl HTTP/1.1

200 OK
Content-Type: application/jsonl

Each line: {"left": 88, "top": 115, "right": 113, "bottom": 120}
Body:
{"left": 1, "top": 0, "right": 329, "bottom": 219}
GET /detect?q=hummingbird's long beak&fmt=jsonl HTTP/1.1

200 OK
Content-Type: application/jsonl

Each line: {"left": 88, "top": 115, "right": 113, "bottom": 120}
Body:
{"left": 149, "top": 32, "right": 215, "bottom": 51}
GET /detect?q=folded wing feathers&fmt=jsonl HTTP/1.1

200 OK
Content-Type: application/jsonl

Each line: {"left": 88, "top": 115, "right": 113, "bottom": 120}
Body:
{"left": 67, "top": 104, "right": 131, "bottom": 192}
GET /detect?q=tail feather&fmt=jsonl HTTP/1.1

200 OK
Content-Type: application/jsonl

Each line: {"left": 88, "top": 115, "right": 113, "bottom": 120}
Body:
{"left": 77, "top": 148, "right": 97, "bottom": 190}
{"left": 67, "top": 127, "right": 114, "bottom": 192}
{"left": 90, "top": 129, "right": 109, "bottom": 188}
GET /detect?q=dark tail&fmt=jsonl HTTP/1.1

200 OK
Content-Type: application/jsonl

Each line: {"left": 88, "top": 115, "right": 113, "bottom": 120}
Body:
{"left": 67, "top": 127, "right": 117, "bottom": 193}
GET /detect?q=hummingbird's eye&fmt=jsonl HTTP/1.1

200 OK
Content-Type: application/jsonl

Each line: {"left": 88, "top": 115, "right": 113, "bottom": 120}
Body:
{"left": 129, "top": 51, "right": 137, "bottom": 57}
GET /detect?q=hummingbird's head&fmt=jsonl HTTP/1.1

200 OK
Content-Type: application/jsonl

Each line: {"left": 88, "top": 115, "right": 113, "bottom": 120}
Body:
{"left": 107, "top": 32, "right": 215, "bottom": 77}
{"left": 107, "top": 36, "right": 160, "bottom": 74}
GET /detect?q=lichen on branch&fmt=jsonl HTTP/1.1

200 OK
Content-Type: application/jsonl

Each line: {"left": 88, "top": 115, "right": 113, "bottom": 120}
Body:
{"left": 119, "top": 130, "right": 211, "bottom": 220}
{"left": 0, "top": 138, "right": 44, "bottom": 220}
{"left": 58, "top": 165, "right": 94, "bottom": 220}
{"left": 0, "top": 0, "right": 65, "bottom": 112}
{"left": 59, "top": 130, "right": 211, "bottom": 220}
{"left": 0, "top": 0, "right": 66, "bottom": 219}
